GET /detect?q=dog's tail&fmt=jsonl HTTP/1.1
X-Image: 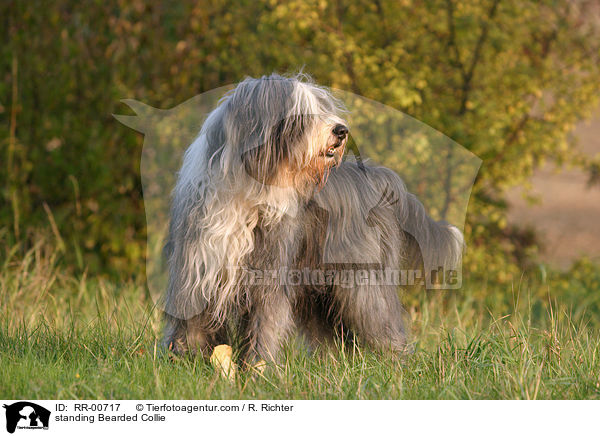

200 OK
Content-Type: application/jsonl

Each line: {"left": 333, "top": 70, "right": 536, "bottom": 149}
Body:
{"left": 370, "top": 166, "right": 464, "bottom": 288}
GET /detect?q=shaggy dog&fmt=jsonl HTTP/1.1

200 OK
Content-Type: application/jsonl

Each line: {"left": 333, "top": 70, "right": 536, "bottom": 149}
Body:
{"left": 163, "top": 74, "right": 463, "bottom": 364}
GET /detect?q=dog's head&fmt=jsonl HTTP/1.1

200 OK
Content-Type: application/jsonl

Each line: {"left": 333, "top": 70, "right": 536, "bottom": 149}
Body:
{"left": 215, "top": 74, "right": 348, "bottom": 191}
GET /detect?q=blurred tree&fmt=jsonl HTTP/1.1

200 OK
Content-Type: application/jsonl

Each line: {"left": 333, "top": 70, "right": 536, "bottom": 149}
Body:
{"left": 1, "top": 0, "right": 599, "bottom": 280}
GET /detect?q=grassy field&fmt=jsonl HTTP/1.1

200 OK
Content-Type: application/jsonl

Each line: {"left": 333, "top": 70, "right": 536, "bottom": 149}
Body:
{"left": 2, "top": 239, "right": 600, "bottom": 400}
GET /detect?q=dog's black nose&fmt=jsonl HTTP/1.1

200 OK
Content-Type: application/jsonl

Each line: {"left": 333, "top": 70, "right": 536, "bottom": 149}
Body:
{"left": 333, "top": 124, "right": 348, "bottom": 138}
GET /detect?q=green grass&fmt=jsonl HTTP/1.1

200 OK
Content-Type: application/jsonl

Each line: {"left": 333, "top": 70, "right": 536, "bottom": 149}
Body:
{"left": 2, "top": 240, "right": 600, "bottom": 399}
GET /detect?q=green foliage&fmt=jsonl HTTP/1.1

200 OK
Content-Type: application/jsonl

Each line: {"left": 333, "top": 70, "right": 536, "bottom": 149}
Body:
{"left": 1, "top": 0, "right": 599, "bottom": 277}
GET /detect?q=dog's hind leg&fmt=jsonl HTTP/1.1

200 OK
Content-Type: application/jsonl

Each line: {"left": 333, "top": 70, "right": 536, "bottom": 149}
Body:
{"left": 332, "top": 283, "right": 409, "bottom": 354}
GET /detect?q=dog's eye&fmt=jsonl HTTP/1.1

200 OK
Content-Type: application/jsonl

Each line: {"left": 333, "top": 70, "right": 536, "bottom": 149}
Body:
{"left": 324, "top": 146, "right": 335, "bottom": 158}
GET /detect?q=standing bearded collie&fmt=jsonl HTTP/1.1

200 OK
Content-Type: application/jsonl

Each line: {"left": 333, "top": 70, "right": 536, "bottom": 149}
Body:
{"left": 163, "top": 73, "right": 463, "bottom": 365}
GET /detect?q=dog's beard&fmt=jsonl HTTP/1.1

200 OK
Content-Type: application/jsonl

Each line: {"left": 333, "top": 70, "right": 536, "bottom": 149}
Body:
{"left": 308, "top": 152, "right": 341, "bottom": 190}
{"left": 309, "top": 132, "right": 346, "bottom": 190}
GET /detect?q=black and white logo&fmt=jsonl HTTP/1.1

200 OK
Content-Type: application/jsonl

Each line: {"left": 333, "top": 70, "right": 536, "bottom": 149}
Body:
{"left": 2, "top": 402, "right": 50, "bottom": 434}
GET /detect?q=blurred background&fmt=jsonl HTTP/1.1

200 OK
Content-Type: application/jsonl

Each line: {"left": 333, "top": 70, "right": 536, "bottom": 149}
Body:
{"left": 508, "top": 108, "right": 600, "bottom": 269}
{"left": 2, "top": 0, "right": 599, "bottom": 286}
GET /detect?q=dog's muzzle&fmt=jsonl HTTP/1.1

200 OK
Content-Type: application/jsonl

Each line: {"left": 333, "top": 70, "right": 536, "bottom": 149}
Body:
{"left": 329, "top": 124, "right": 348, "bottom": 164}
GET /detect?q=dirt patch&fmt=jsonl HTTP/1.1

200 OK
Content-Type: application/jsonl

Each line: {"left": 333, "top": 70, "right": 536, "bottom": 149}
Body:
{"left": 507, "top": 110, "right": 600, "bottom": 269}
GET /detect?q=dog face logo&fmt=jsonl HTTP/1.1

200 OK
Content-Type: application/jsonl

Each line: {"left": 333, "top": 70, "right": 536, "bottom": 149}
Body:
{"left": 2, "top": 402, "right": 50, "bottom": 433}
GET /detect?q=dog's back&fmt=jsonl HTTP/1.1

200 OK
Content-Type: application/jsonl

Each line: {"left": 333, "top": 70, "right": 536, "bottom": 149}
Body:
{"left": 313, "top": 162, "right": 463, "bottom": 285}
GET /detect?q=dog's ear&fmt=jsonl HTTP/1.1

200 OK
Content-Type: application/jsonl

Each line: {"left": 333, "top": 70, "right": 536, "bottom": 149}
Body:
{"left": 241, "top": 142, "right": 280, "bottom": 185}
{"left": 241, "top": 115, "right": 308, "bottom": 185}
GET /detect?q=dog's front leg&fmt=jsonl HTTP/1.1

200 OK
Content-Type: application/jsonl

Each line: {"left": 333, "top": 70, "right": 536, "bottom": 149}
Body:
{"left": 242, "top": 288, "right": 295, "bottom": 365}
{"left": 163, "top": 313, "right": 226, "bottom": 358}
